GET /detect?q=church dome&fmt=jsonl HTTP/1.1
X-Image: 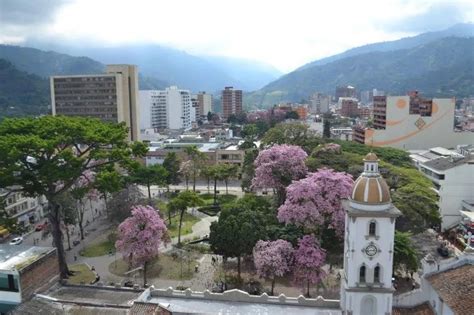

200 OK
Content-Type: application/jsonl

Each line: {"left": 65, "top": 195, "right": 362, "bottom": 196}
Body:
{"left": 350, "top": 152, "right": 391, "bottom": 207}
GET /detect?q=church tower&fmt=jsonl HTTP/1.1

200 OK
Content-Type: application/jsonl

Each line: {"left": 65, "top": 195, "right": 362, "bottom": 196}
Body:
{"left": 340, "top": 153, "right": 401, "bottom": 315}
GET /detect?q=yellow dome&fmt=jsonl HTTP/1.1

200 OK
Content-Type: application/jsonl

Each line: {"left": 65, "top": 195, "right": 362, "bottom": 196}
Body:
{"left": 351, "top": 176, "right": 391, "bottom": 204}
{"left": 364, "top": 152, "right": 379, "bottom": 161}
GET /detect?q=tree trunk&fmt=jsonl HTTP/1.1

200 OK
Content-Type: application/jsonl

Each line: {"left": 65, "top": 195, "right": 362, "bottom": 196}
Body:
{"left": 271, "top": 277, "right": 275, "bottom": 296}
{"left": 185, "top": 177, "right": 189, "bottom": 190}
{"left": 307, "top": 279, "right": 310, "bottom": 297}
{"left": 207, "top": 177, "right": 210, "bottom": 193}
{"left": 276, "top": 187, "right": 286, "bottom": 206}
{"left": 147, "top": 181, "right": 152, "bottom": 201}
{"left": 213, "top": 177, "right": 218, "bottom": 205}
{"left": 48, "top": 201, "right": 70, "bottom": 279}
{"left": 65, "top": 223, "right": 71, "bottom": 250}
{"left": 193, "top": 170, "right": 196, "bottom": 192}
{"left": 168, "top": 207, "right": 172, "bottom": 224}
{"left": 225, "top": 179, "right": 228, "bottom": 195}
{"left": 237, "top": 255, "right": 241, "bottom": 282}
{"left": 103, "top": 193, "right": 108, "bottom": 217}
{"left": 143, "top": 261, "right": 148, "bottom": 287}
{"left": 89, "top": 198, "right": 94, "bottom": 220}
{"left": 178, "top": 208, "right": 185, "bottom": 246}
{"left": 77, "top": 201, "right": 85, "bottom": 240}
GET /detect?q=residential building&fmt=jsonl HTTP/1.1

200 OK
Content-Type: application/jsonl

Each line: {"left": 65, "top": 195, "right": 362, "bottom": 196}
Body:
{"left": 335, "top": 85, "right": 356, "bottom": 101}
{"left": 197, "top": 92, "right": 213, "bottom": 120}
{"left": 0, "top": 188, "right": 45, "bottom": 230}
{"left": 0, "top": 245, "right": 59, "bottom": 313}
{"left": 353, "top": 94, "right": 474, "bottom": 149}
{"left": 51, "top": 64, "right": 140, "bottom": 141}
{"left": 340, "top": 153, "right": 401, "bottom": 315}
{"left": 222, "top": 87, "right": 242, "bottom": 120}
{"left": 294, "top": 106, "right": 308, "bottom": 119}
{"left": 415, "top": 152, "right": 474, "bottom": 230}
{"left": 140, "top": 86, "right": 192, "bottom": 131}
{"left": 339, "top": 98, "right": 359, "bottom": 117}
{"left": 216, "top": 144, "right": 245, "bottom": 167}
{"left": 310, "top": 93, "right": 330, "bottom": 113}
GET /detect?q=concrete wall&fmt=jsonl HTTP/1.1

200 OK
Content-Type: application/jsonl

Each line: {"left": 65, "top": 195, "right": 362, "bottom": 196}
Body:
{"left": 365, "top": 97, "right": 474, "bottom": 150}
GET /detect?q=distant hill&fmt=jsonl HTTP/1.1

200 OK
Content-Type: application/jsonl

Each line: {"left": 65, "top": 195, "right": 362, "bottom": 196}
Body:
{"left": 0, "top": 59, "right": 49, "bottom": 118}
{"left": 23, "top": 42, "right": 282, "bottom": 92}
{"left": 247, "top": 36, "right": 474, "bottom": 107}
{"left": 297, "top": 23, "right": 474, "bottom": 71}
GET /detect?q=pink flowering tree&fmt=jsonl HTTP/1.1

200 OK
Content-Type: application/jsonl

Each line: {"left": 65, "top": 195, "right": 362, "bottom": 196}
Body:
{"left": 252, "top": 144, "right": 308, "bottom": 205}
{"left": 253, "top": 239, "right": 294, "bottom": 295}
{"left": 115, "top": 205, "right": 169, "bottom": 286}
{"left": 293, "top": 234, "right": 327, "bottom": 297}
{"left": 277, "top": 168, "right": 353, "bottom": 237}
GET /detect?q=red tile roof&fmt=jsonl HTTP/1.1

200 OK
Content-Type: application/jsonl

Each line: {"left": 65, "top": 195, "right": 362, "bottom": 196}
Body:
{"left": 426, "top": 264, "right": 474, "bottom": 315}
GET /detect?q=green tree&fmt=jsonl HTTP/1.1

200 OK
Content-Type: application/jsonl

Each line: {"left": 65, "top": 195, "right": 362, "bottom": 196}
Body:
{"left": 94, "top": 169, "right": 124, "bottom": 217}
{"left": 56, "top": 192, "right": 77, "bottom": 251}
{"left": 241, "top": 149, "right": 258, "bottom": 192}
{"left": 219, "top": 164, "right": 239, "bottom": 194}
{"left": 0, "top": 116, "right": 146, "bottom": 278}
{"left": 394, "top": 231, "right": 419, "bottom": 276}
{"left": 163, "top": 152, "right": 181, "bottom": 187}
{"left": 209, "top": 197, "right": 268, "bottom": 281}
{"left": 285, "top": 111, "right": 300, "bottom": 120}
{"left": 168, "top": 190, "right": 204, "bottom": 246}
{"left": 207, "top": 164, "right": 226, "bottom": 204}
{"left": 323, "top": 119, "right": 331, "bottom": 138}
{"left": 184, "top": 145, "right": 206, "bottom": 192}
{"left": 262, "top": 122, "right": 309, "bottom": 147}
{"left": 130, "top": 164, "right": 168, "bottom": 201}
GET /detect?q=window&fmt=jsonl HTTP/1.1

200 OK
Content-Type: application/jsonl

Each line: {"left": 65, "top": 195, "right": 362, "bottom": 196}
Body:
{"left": 0, "top": 274, "right": 19, "bottom": 292}
{"left": 369, "top": 221, "right": 376, "bottom": 236}
{"left": 359, "top": 266, "right": 366, "bottom": 283}
{"left": 374, "top": 266, "right": 381, "bottom": 283}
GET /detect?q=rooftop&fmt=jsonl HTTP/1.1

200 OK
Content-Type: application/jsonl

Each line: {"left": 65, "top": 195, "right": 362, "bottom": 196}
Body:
{"left": 393, "top": 302, "right": 434, "bottom": 315}
{"left": 422, "top": 155, "right": 472, "bottom": 171}
{"left": 0, "top": 245, "right": 55, "bottom": 271}
{"left": 426, "top": 264, "right": 474, "bottom": 315}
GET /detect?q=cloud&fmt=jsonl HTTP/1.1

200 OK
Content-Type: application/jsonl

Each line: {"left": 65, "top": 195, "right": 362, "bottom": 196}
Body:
{"left": 0, "top": 0, "right": 69, "bottom": 26}
{"left": 380, "top": 2, "right": 472, "bottom": 33}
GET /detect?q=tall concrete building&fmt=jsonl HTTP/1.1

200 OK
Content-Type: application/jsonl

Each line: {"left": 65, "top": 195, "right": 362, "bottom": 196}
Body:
{"left": 335, "top": 85, "right": 357, "bottom": 101}
{"left": 139, "top": 86, "right": 192, "bottom": 131}
{"left": 50, "top": 64, "right": 140, "bottom": 141}
{"left": 197, "top": 92, "right": 213, "bottom": 119}
{"left": 353, "top": 94, "right": 474, "bottom": 149}
{"left": 340, "top": 98, "right": 359, "bottom": 117}
{"left": 222, "top": 87, "right": 242, "bottom": 120}
{"left": 310, "top": 92, "right": 330, "bottom": 114}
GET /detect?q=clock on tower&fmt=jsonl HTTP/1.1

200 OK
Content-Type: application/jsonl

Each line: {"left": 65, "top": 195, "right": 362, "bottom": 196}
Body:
{"left": 340, "top": 153, "right": 401, "bottom": 315}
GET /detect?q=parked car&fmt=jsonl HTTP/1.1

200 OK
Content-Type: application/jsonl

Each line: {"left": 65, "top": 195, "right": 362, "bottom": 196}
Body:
{"left": 9, "top": 237, "right": 23, "bottom": 245}
{"left": 35, "top": 223, "right": 47, "bottom": 231}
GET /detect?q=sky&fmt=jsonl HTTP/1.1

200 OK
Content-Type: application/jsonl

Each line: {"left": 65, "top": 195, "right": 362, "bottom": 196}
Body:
{"left": 0, "top": 0, "right": 472, "bottom": 72}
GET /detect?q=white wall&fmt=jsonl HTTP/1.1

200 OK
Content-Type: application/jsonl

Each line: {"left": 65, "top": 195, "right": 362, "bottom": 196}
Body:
{"left": 139, "top": 90, "right": 153, "bottom": 130}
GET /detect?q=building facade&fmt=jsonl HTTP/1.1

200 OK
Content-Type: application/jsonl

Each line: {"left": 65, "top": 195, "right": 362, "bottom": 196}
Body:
{"left": 197, "top": 92, "right": 213, "bottom": 120}
{"left": 310, "top": 93, "right": 330, "bottom": 114}
{"left": 222, "top": 87, "right": 242, "bottom": 120}
{"left": 0, "top": 188, "right": 45, "bottom": 230}
{"left": 336, "top": 85, "right": 357, "bottom": 102}
{"left": 353, "top": 95, "right": 474, "bottom": 149}
{"left": 50, "top": 64, "right": 140, "bottom": 141}
{"left": 340, "top": 153, "right": 401, "bottom": 315}
{"left": 340, "top": 98, "right": 359, "bottom": 117}
{"left": 140, "top": 86, "right": 192, "bottom": 131}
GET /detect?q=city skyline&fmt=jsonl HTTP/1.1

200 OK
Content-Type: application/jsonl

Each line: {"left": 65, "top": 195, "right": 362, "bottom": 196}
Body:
{"left": 1, "top": 0, "right": 472, "bottom": 72}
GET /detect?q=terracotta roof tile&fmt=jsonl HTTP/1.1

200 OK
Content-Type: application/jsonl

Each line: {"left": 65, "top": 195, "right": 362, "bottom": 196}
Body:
{"left": 426, "top": 264, "right": 474, "bottom": 315}
{"left": 393, "top": 302, "right": 434, "bottom": 315}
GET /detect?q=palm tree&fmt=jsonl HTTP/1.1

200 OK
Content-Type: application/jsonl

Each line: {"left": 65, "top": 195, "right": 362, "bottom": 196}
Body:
{"left": 184, "top": 145, "right": 206, "bottom": 191}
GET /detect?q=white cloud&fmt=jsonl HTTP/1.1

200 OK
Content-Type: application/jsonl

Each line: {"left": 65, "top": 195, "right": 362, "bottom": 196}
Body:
{"left": 2, "top": 0, "right": 473, "bottom": 72}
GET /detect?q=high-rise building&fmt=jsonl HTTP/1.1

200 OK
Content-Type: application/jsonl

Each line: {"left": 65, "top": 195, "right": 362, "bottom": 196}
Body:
{"left": 50, "top": 64, "right": 140, "bottom": 141}
{"left": 340, "top": 153, "right": 401, "bottom": 315}
{"left": 222, "top": 87, "right": 242, "bottom": 120}
{"left": 335, "top": 85, "right": 357, "bottom": 101}
{"left": 139, "top": 86, "right": 192, "bottom": 131}
{"left": 310, "top": 93, "right": 330, "bottom": 113}
{"left": 340, "top": 98, "right": 359, "bottom": 117}
{"left": 353, "top": 94, "right": 474, "bottom": 149}
{"left": 197, "top": 92, "right": 213, "bottom": 119}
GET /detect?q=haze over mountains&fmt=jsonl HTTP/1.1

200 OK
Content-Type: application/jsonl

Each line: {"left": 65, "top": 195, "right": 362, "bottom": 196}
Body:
{"left": 248, "top": 23, "right": 474, "bottom": 107}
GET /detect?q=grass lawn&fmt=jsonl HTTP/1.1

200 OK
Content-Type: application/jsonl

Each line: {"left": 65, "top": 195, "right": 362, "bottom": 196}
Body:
{"left": 109, "top": 254, "right": 197, "bottom": 280}
{"left": 199, "top": 193, "right": 237, "bottom": 206}
{"left": 80, "top": 238, "right": 115, "bottom": 257}
{"left": 68, "top": 263, "right": 96, "bottom": 284}
{"left": 167, "top": 213, "right": 199, "bottom": 238}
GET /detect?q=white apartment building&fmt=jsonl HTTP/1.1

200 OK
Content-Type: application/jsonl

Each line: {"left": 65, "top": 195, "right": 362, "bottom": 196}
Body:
{"left": 139, "top": 86, "right": 192, "bottom": 131}
{"left": 413, "top": 151, "right": 474, "bottom": 230}
{"left": 310, "top": 93, "right": 330, "bottom": 114}
{"left": 0, "top": 188, "right": 46, "bottom": 229}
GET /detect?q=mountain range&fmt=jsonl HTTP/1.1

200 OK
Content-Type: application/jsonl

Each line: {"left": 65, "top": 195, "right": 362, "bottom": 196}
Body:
{"left": 247, "top": 23, "right": 474, "bottom": 107}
